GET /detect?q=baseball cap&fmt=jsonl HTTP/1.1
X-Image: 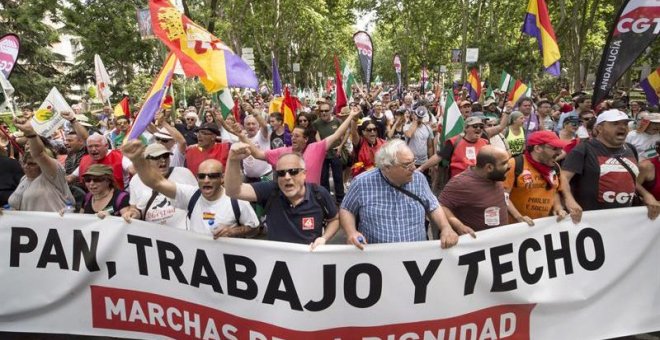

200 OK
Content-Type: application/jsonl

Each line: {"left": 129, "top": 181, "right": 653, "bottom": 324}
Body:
{"left": 144, "top": 143, "right": 172, "bottom": 158}
{"left": 484, "top": 98, "right": 496, "bottom": 107}
{"left": 153, "top": 128, "right": 173, "bottom": 140}
{"left": 198, "top": 122, "right": 220, "bottom": 135}
{"left": 595, "top": 109, "right": 631, "bottom": 125}
{"left": 460, "top": 100, "right": 472, "bottom": 107}
{"left": 527, "top": 130, "right": 570, "bottom": 148}
{"left": 464, "top": 116, "right": 483, "bottom": 126}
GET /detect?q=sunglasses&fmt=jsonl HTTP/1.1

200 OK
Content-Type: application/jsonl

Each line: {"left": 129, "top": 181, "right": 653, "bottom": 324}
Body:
{"left": 275, "top": 168, "right": 305, "bottom": 177}
{"left": 155, "top": 137, "right": 172, "bottom": 143}
{"left": 581, "top": 118, "right": 594, "bottom": 122}
{"left": 364, "top": 128, "right": 377, "bottom": 132}
{"left": 147, "top": 154, "right": 170, "bottom": 161}
{"left": 83, "top": 176, "right": 107, "bottom": 183}
{"left": 319, "top": 110, "right": 331, "bottom": 113}
{"left": 197, "top": 172, "right": 222, "bottom": 180}
{"left": 469, "top": 124, "right": 485, "bottom": 129}
{"left": 186, "top": 118, "right": 196, "bottom": 121}
{"left": 298, "top": 119, "right": 308, "bottom": 123}
{"left": 116, "top": 121, "right": 129, "bottom": 126}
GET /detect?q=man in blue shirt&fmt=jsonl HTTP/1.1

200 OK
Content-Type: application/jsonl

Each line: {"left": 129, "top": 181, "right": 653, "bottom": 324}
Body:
{"left": 340, "top": 139, "right": 465, "bottom": 250}
{"left": 224, "top": 143, "right": 339, "bottom": 249}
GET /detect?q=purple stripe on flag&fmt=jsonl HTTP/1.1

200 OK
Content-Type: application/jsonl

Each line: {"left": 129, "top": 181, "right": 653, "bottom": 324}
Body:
{"left": 522, "top": 13, "right": 544, "bottom": 53}
{"left": 128, "top": 89, "right": 165, "bottom": 140}
{"left": 546, "top": 61, "right": 561, "bottom": 77}
{"left": 640, "top": 79, "right": 659, "bottom": 106}
{"left": 225, "top": 52, "right": 258, "bottom": 89}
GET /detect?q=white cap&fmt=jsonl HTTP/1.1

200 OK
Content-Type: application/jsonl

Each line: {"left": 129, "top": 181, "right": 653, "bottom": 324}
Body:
{"left": 596, "top": 109, "right": 631, "bottom": 125}
{"left": 153, "top": 128, "right": 173, "bottom": 140}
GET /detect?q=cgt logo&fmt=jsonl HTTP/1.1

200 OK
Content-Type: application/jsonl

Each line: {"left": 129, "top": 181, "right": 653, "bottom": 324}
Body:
{"left": 616, "top": 17, "right": 660, "bottom": 35}
{"left": 602, "top": 191, "right": 636, "bottom": 204}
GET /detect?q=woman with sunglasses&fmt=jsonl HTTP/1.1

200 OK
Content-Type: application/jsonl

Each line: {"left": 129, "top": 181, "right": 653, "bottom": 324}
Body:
{"left": 350, "top": 120, "right": 386, "bottom": 177}
{"left": 7, "top": 117, "right": 74, "bottom": 212}
{"left": 81, "top": 164, "right": 130, "bottom": 218}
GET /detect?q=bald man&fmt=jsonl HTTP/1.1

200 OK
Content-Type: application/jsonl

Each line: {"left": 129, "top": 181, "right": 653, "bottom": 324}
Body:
{"left": 439, "top": 146, "right": 511, "bottom": 232}
{"left": 122, "top": 140, "right": 259, "bottom": 238}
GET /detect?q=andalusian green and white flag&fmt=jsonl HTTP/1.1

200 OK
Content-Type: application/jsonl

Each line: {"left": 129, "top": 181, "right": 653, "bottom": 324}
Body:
{"left": 485, "top": 86, "right": 494, "bottom": 99}
{"left": 341, "top": 60, "right": 355, "bottom": 101}
{"left": 442, "top": 90, "right": 465, "bottom": 143}
{"left": 218, "top": 88, "right": 234, "bottom": 119}
{"left": 524, "top": 81, "right": 533, "bottom": 98}
{"left": 499, "top": 71, "right": 513, "bottom": 92}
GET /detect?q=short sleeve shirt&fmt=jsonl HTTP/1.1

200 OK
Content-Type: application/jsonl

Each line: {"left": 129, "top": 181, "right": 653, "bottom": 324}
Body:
{"left": 439, "top": 168, "right": 508, "bottom": 231}
{"left": 312, "top": 118, "right": 342, "bottom": 159}
{"left": 341, "top": 169, "right": 436, "bottom": 243}
{"left": 562, "top": 139, "right": 639, "bottom": 211}
{"left": 252, "top": 181, "right": 338, "bottom": 244}
{"left": 264, "top": 140, "right": 328, "bottom": 184}
{"left": 174, "top": 184, "right": 259, "bottom": 236}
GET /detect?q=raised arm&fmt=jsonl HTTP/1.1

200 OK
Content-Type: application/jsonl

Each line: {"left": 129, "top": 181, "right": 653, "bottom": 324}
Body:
{"left": 324, "top": 106, "right": 360, "bottom": 150}
{"left": 224, "top": 142, "right": 258, "bottom": 202}
{"left": 121, "top": 140, "right": 177, "bottom": 199}
{"left": 485, "top": 111, "right": 510, "bottom": 138}
{"left": 61, "top": 111, "right": 89, "bottom": 141}
{"left": 157, "top": 113, "right": 187, "bottom": 154}
{"left": 13, "top": 117, "right": 60, "bottom": 178}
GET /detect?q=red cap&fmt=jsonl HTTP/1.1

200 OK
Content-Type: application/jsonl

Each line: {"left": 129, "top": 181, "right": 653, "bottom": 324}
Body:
{"left": 527, "top": 131, "right": 570, "bottom": 148}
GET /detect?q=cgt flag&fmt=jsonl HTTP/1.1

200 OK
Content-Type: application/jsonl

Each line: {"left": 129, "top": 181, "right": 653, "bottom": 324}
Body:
{"left": 592, "top": 0, "right": 660, "bottom": 105}
{"left": 353, "top": 31, "right": 374, "bottom": 93}
{"left": 150, "top": 0, "right": 257, "bottom": 92}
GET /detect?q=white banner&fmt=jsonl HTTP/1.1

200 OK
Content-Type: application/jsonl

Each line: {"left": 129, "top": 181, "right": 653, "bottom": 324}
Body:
{"left": 1, "top": 208, "right": 660, "bottom": 339}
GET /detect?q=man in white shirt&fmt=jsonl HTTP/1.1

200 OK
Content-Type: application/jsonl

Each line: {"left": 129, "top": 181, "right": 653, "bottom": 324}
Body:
{"left": 240, "top": 112, "right": 273, "bottom": 182}
{"left": 122, "top": 140, "right": 259, "bottom": 239}
{"left": 122, "top": 143, "right": 197, "bottom": 229}
{"left": 626, "top": 112, "right": 660, "bottom": 161}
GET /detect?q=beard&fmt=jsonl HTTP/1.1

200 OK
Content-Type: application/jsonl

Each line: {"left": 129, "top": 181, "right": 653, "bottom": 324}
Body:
{"left": 488, "top": 168, "right": 508, "bottom": 182}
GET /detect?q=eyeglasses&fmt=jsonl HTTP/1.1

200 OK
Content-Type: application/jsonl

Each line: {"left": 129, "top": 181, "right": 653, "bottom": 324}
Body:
{"left": 396, "top": 161, "right": 416, "bottom": 170}
{"left": 364, "top": 128, "right": 377, "bottom": 132}
{"left": 197, "top": 172, "right": 222, "bottom": 180}
{"left": 275, "top": 168, "right": 305, "bottom": 177}
{"left": 155, "top": 137, "right": 172, "bottom": 143}
{"left": 485, "top": 124, "right": 496, "bottom": 127}
{"left": 319, "top": 109, "right": 330, "bottom": 113}
{"left": 116, "top": 121, "right": 129, "bottom": 126}
{"left": 581, "top": 118, "right": 594, "bottom": 122}
{"left": 83, "top": 176, "right": 107, "bottom": 183}
{"left": 469, "top": 124, "right": 485, "bottom": 129}
{"left": 147, "top": 154, "right": 170, "bottom": 161}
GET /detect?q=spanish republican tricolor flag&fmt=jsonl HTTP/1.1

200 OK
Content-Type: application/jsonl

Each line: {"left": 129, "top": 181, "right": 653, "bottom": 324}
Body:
{"left": 522, "top": 0, "right": 561, "bottom": 76}
{"left": 149, "top": 0, "right": 257, "bottom": 92}
{"left": 508, "top": 80, "right": 529, "bottom": 104}
{"left": 466, "top": 68, "right": 482, "bottom": 102}
{"left": 640, "top": 67, "right": 660, "bottom": 107}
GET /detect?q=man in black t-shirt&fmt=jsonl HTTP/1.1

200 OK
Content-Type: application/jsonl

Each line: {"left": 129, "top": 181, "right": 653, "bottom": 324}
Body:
{"left": 562, "top": 109, "right": 659, "bottom": 222}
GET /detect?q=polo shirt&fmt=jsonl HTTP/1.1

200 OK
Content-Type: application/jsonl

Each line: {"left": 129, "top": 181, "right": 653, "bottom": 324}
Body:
{"left": 251, "top": 181, "right": 337, "bottom": 244}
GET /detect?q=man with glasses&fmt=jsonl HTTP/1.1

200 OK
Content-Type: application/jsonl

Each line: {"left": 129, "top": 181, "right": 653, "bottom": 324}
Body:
{"left": 503, "top": 131, "right": 569, "bottom": 226}
{"left": 418, "top": 117, "right": 491, "bottom": 178}
{"left": 185, "top": 122, "right": 230, "bottom": 176}
{"left": 176, "top": 111, "right": 199, "bottom": 146}
{"left": 224, "top": 144, "right": 339, "bottom": 248}
{"left": 122, "top": 143, "right": 197, "bottom": 228}
{"left": 340, "top": 139, "right": 460, "bottom": 249}
{"left": 122, "top": 140, "right": 259, "bottom": 238}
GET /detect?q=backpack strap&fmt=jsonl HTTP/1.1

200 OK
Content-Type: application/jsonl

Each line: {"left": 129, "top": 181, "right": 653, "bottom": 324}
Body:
{"left": 113, "top": 191, "right": 128, "bottom": 216}
{"left": 230, "top": 198, "right": 241, "bottom": 223}
{"left": 83, "top": 191, "right": 93, "bottom": 209}
{"left": 309, "top": 184, "right": 329, "bottom": 223}
{"left": 187, "top": 189, "right": 202, "bottom": 220}
{"left": 513, "top": 154, "right": 525, "bottom": 187}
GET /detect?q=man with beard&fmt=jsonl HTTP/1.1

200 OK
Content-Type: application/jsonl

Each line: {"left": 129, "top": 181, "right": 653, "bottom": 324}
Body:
{"left": 68, "top": 133, "right": 133, "bottom": 190}
{"left": 503, "top": 131, "right": 569, "bottom": 226}
{"left": 122, "top": 140, "right": 259, "bottom": 238}
{"left": 224, "top": 146, "right": 338, "bottom": 248}
{"left": 562, "top": 109, "right": 660, "bottom": 222}
{"left": 185, "top": 122, "right": 230, "bottom": 176}
{"left": 439, "top": 146, "right": 510, "bottom": 232}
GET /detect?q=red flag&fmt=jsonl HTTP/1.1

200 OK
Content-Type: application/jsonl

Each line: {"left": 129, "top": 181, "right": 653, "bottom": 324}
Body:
{"left": 161, "top": 95, "right": 172, "bottom": 109}
{"left": 334, "top": 55, "right": 347, "bottom": 113}
{"left": 232, "top": 97, "right": 241, "bottom": 123}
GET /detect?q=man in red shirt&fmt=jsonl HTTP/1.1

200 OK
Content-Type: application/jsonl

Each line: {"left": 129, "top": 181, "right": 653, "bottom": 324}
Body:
{"left": 185, "top": 122, "right": 230, "bottom": 176}
{"left": 67, "top": 133, "right": 133, "bottom": 190}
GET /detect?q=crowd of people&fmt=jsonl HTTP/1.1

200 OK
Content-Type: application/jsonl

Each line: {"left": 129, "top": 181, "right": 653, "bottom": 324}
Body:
{"left": 0, "top": 84, "right": 658, "bottom": 250}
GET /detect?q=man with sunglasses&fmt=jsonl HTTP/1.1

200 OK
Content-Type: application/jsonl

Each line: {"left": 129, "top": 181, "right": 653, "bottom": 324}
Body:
{"left": 313, "top": 101, "right": 347, "bottom": 203}
{"left": 224, "top": 145, "right": 339, "bottom": 248}
{"left": 122, "top": 140, "right": 259, "bottom": 238}
{"left": 122, "top": 143, "right": 197, "bottom": 228}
